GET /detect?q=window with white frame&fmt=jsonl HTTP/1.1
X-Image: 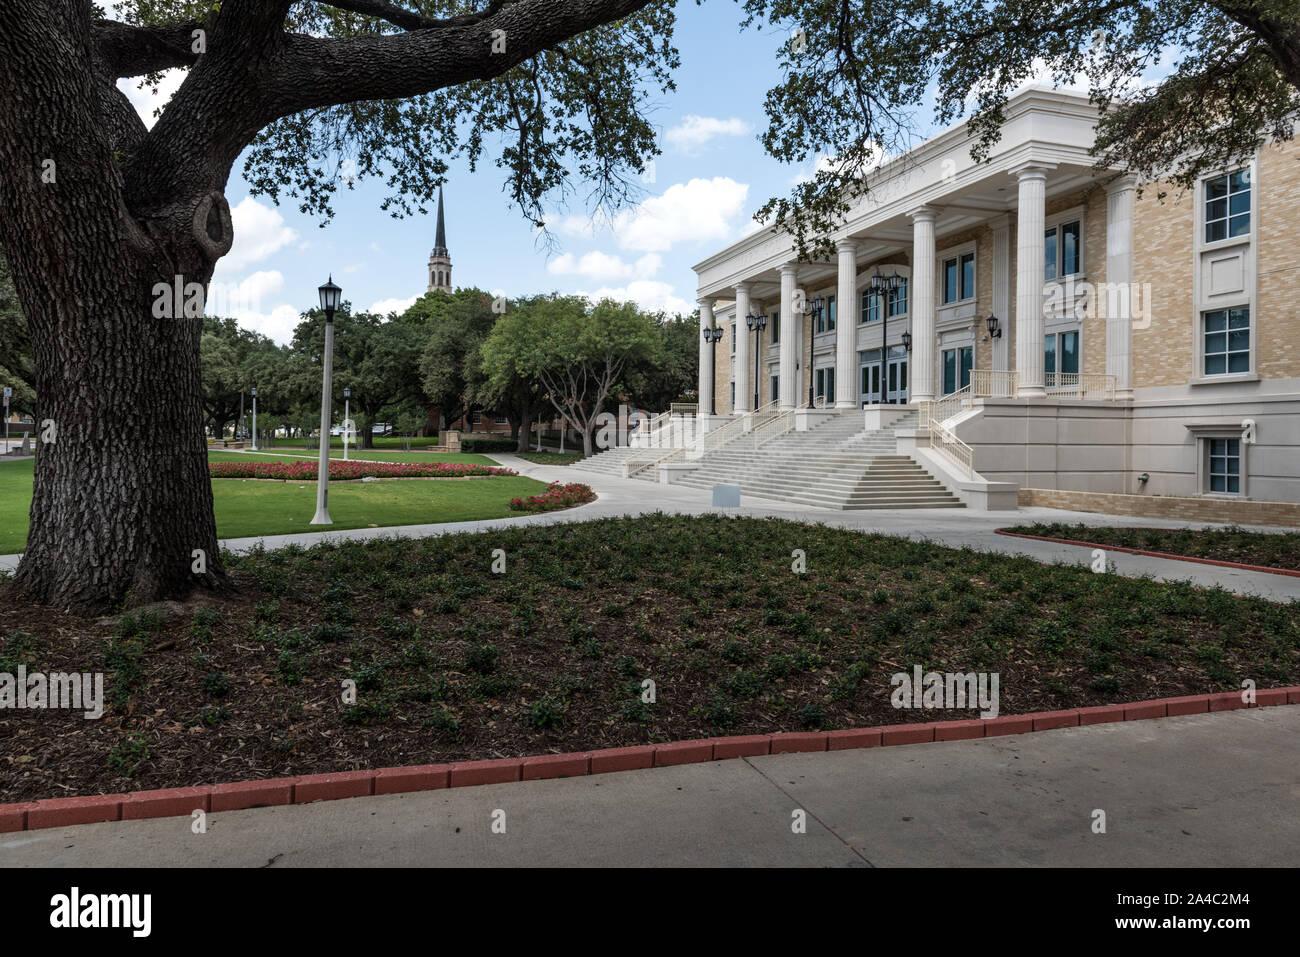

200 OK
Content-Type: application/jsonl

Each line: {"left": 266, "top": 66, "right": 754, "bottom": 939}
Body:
{"left": 1206, "top": 437, "right": 1241, "bottom": 494}
{"left": 1044, "top": 330, "right": 1080, "bottom": 384}
{"left": 730, "top": 323, "right": 736, "bottom": 353}
{"left": 1045, "top": 219, "right": 1082, "bottom": 281}
{"left": 861, "top": 290, "right": 879, "bottom": 323}
{"left": 827, "top": 294, "right": 836, "bottom": 331}
{"left": 942, "top": 252, "right": 975, "bottom": 304}
{"left": 1202, "top": 307, "right": 1250, "bottom": 376}
{"left": 770, "top": 311, "right": 780, "bottom": 344}
{"left": 1204, "top": 169, "right": 1251, "bottom": 244}
{"left": 888, "top": 279, "right": 908, "bottom": 317}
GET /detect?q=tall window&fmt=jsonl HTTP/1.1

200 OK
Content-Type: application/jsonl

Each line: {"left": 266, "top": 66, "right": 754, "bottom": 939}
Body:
{"left": 1207, "top": 438, "right": 1241, "bottom": 494}
{"left": 861, "top": 290, "right": 880, "bottom": 323}
{"left": 1203, "top": 307, "right": 1250, "bottom": 375}
{"left": 770, "top": 311, "right": 780, "bottom": 344}
{"left": 1205, "top": 169, "right": 1251, "bottom": 243}
{"left": 1044, "top": 330, "right": 1080, "bottom": 383}
{"left": 887, "top": 279, "right": 908, "bottom": 317}
{"left": 730, "top": 323, "right": 736, "bottom": 353}
{"left": 827, "top": 295, "right": 836, "bottom": 331}
{"left": 1045, "top": 220, "right": 1081, "bottom": 281}
{"left": 770, "top": 375, "right": 779, "bottom": 404}
{"left": 942, "top": 346, "right": 973, "bottom": 395}
{"left": 942, "top": 252, "right": 975, "bottom": 304}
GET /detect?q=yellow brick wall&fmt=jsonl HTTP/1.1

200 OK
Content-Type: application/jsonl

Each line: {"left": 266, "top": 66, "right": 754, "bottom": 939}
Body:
{"left": 1131, "top": 139, "right": 1300, "bottom": 388}
{"left": 713, "top": 311, "right": 734, "bottom": 413}
{"left": 1131, "top": 181, "right": 1195, "bottom": 388}
{"left": 1256, "top": 136, "right": 1300, "bottom": 380}
{"left": 1019, "top": 488, "right": 1300, "bottom": 528}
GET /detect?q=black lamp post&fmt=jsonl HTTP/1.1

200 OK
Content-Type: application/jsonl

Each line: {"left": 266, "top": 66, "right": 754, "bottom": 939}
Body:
{"left": 702, "top": 325, "right": 724, "bottom": 415}
{"left": 311, "top": 275, "right": 342, "bottom": 525}
{"left": 985, "top": 314, "right": 1001, "bottom": 338}
{"left": 902, "top": 330, "right": 912, "bottom": 353}
{"left": 744, "top": 311, "right": 767, "bottom": 411}
{"left": 806, "top": 296, "right": 824, "bottom": 408}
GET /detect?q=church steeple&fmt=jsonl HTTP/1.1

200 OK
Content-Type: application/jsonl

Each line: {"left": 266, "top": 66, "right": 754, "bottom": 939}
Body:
{"left": 428, "top": 185, "right": 452, "bottom": 293}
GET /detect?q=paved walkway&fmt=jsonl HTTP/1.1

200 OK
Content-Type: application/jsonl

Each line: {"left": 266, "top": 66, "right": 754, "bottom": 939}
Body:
{"left": 4, "top": 707, "right": 1296, "bottom": 867}
{"left": 2, "top": 452, "right": 1297, "bottom": 600}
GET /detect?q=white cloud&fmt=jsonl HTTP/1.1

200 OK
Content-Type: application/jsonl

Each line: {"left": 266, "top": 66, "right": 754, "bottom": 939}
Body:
{"left": 664, "top": 115, "right": 751, "bottom": 155}
{"left": 116, "top": 68, "right": 187, "bottom": 131}
{"left": 547, "top": 251, "right": 662, "bottom": 283}
{"left": 560, "top": 178, "right": 749, "bottom": 254}
{"left": 205, "top": 270, "right": 303, "bottom": 345}
{"left": 577, "top": 281, "right": 692, "bottom": 316}
{"left": 369, "top": 295, "right": 419, "bottom": 317}
{"left": 212, "top": 198, "right": 300, "bottom": 276}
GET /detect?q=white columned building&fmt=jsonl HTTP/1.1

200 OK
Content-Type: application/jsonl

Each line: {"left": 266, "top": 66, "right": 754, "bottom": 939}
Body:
{"left": 697, "top": 298, "right": 714, "bottom": 414}
{"left": 909, "top": 207, "right": 938, "bottom": 402}
{"left": 1106, "top": 174, "right": 1138, "bottom": 401}
{"left": 778, "top": 264, "right": 798, "bottom": 410}
{"left": 685, "top": 86, "right": 1300, "bottom": 509}
{"left": 835, "top": 239, "right": 858, "bottom": 408}
{"left": 1014, "top": 164, "right": 1050, "bottom": 398}
{"left": 734, "top": 282, "right": 752, "bottom": 413}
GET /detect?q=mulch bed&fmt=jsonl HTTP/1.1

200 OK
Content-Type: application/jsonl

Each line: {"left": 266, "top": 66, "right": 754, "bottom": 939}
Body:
{"left": 1004, "top": 522, "right": 1300, "bottom": 573}
{"left": 1, "top": 514, "right": 1296, "bottom": 803}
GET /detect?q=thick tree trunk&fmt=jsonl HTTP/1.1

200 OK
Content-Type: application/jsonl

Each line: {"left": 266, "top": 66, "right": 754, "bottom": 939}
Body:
{"left": 0, "top": 1, "right": 226, "bottom": 612}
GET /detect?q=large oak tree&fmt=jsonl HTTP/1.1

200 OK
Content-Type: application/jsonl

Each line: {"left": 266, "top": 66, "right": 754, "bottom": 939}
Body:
{"left": 0, "top": 0, "right": 669, "bottom": 611}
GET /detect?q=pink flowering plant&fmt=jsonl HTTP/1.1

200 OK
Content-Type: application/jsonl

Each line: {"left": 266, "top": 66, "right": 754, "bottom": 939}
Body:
{"left": 506, "top": 481, "right": 596, "bottom": 513}
{"left": 208, "top": 460, "right": 517, "bottom": 481}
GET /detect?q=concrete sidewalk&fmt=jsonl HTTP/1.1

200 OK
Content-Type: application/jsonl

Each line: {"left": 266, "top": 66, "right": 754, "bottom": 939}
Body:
{"left": 3, "top": 707, "right": 1296, "bottom": 867}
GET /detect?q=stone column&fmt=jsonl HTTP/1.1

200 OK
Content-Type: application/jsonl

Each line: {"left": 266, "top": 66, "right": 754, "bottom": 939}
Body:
{"left": 733, "top": 283, "right": 752, "bottom": 413}
{"left": 908, "top": 207, "right": 938, "bottom": 402}
{"left": 991, "top": 216, "right": 1011, "bottom": 373}
{"left": 835, "top": 239, "right": 858, "bottom": 408}
{"left": 697, "top": 297, "right": 714, "bottom": 414}
{"left": 1015, "top": 165, "right": 1049, "bottom": 398}
{"left": 779, "top": 264, "right": 798, "bottom": 410}
{"left": 1106, "top": 174, "right": 1138, "bottom": 400}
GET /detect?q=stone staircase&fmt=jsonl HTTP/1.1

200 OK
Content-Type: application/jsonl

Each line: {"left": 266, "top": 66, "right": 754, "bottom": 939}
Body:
{"left": 570, "top": 445, "right": 644, "bottom": 477}
{"left": 674, "top": 409, "right": 964, "bottom": 509}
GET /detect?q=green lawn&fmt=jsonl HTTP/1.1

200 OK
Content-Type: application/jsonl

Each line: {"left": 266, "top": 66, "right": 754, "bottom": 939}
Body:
{"left": 207, "top": 450, "right": 499, "bottom": 466}
{"left": 0, "top": 455, "right": 548, "bottom": 552}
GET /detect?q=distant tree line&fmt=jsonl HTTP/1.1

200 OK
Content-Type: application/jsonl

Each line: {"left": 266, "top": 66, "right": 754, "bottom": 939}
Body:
{"left": 2, "top": 256, "right": 697, "bottom": 455}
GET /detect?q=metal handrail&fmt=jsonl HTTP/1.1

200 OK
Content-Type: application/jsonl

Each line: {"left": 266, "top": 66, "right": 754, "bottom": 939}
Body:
{"left": 697, "top": 412, "right": 748, "bottom": 453}
{"left": 752, "top": 409, "right": 795, "bottom": 449}
{"left": 625, "top": 445, "right": 685, "bottom": 478}
{"left": 918, "top": 386, "right": 975, "bottom": 479}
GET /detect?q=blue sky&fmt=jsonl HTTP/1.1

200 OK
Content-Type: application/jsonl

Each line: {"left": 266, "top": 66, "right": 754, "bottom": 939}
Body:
{"left": 113, "top": 1, "right": 827, "bottom": 344}
{"left": 107, "top": 2, "right": 1177, "bottom": 345}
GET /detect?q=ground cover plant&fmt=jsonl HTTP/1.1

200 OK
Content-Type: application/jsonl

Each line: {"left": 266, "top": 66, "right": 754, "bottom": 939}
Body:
{"left": 1006, "top": 523, "right": 1300, "bottom": 573}
{"left": 1, "top": 514, "right": 1295, "bottom": 803}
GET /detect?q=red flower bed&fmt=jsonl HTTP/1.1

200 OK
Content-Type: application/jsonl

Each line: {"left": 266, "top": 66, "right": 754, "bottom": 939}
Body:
{"left": 209, "top": 459, "right": 517, "bottom": 481}
{"left": 507, "top": 481, "right": 596, "bottom": 513}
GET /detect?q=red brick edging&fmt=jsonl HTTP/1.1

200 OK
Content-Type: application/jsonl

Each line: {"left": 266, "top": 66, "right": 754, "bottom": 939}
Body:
{"left": 3, "top": 687, "right": 1296, "bottom": 833}
{"left": 995, "top": 528, "right": 1300, "bottom": 579}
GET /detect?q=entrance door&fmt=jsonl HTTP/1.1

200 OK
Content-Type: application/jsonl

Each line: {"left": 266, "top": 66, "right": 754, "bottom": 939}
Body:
{"left": 815, "top": 368, "right": 835, "bottom": 405}
{"left": 886, "top": 347, "right": 909, "bottom": 404}
{"left": 859, "top": 350, "right": 883, "bottom": 405}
